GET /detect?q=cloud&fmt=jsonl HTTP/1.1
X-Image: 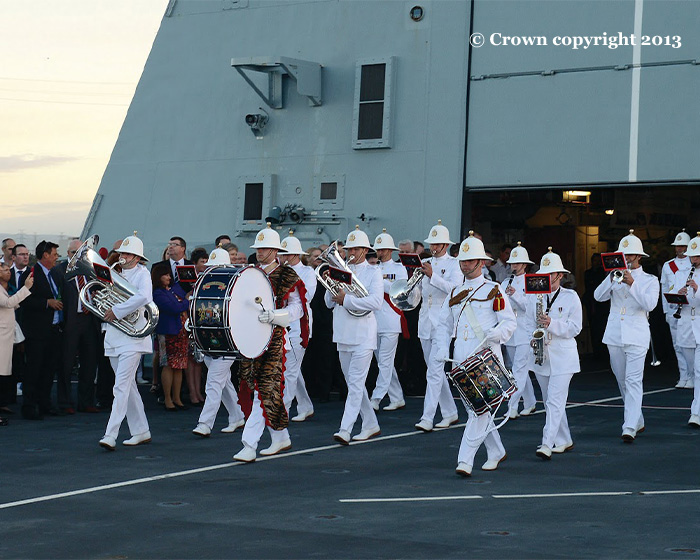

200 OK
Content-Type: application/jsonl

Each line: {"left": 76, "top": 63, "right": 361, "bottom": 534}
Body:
{"left": 0, "top": 154, "right": 76, "bottom": 173}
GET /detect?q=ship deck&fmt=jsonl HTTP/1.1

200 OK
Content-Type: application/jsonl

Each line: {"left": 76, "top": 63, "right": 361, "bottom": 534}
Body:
{"left": 2, "top": 357, "right": 699, "bottom": 559}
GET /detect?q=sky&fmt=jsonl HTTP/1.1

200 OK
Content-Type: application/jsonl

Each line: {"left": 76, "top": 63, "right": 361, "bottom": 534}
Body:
{"left": 0, "top": 0, "right": 169, "bottom": 239}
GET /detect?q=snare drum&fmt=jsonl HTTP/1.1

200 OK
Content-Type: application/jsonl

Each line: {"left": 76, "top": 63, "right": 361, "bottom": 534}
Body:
{"left": 188, "top": 265, "right": 275, "bottom": 359}
{"left": 447, "top": 347, "right": 517, "bottom": 415}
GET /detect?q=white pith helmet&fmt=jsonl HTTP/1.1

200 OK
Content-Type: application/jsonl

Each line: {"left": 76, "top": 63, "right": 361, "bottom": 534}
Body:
{"left": 538, "top": 247, "right": 570, "bottom": 274}
{"left": 458, "top": 231, "right": 491, "bottom": 261}
{"left": 617, "top": 229, "right": 649, "bottom": 257}
{"left": 373, "top": 228, "right": 399, "bottom": 251}
{"left": 345, "top": 225, "right": 372, "bottom": 249}
{"left": 207, "top": 247, "right": 231, "bottom": 265}
{"left": 685, "top": 232, "right": 700, "bottom": 257}
{"left": 280, "top": 230, "right": 308, "bottom": 255}
{"left": 116, "top": 231, "right": 147, "bottom": 261}
{"left": 424, "top": 219, "right": 454, "bottom": 245}
{"left": 250, "top": 223, "right": 283, "bottom": 250}
{"left": 672, "top": 229, "right": 691, "bottom": 247}
{"left": 506, "top": 241, "right": 535, "bottom": 265}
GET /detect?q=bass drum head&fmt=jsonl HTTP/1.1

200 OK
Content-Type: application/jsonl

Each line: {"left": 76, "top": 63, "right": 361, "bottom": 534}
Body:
{"left": 228, "top": 266, "right": 275, "bottom": 359}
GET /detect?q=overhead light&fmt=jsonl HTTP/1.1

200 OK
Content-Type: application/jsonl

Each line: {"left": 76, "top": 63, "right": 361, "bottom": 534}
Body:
{"left": 565, "top": 190, "right": 591, "bottom": 197}
{"left": 605, "top": 209, "right": 615, "bottom": 215}
{"left": 562, "top": 190, "right": 590, "bottom": 203}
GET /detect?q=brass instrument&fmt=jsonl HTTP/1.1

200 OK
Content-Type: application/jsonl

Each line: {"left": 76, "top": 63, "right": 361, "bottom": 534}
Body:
{"left": 66, "top": 235, "right": 160, "bottom": 338}
{"left": 389, "top": 265, "right": 425, "bottom": 311}
{"left": 673, "top": 266, "right": 695, "bottom": 319}
{"left": 315, "top": 241, "right": 370, "bottom": 317}
{"left": 612, "top": 259, "right": 629, "bottom": 283}
{"left": 530, "top": 294, "right": 546, "bottom": 365}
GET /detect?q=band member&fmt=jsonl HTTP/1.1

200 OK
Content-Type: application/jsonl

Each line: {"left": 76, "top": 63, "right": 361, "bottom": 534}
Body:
{"left": 99, "top": 234, "right": 153, "bottom": 450}
{"left": 325, "top": 226, "right": 384, "bottom": 444}
{"left": 415, "top": 220, "right": 463, "bottom": 433}
{"left": 234, "top": 224, "right": 305, "bottom": 462}
{"left": 675, "top": 233, "right": 700, "bottom": 427}
{"left": 528, "top": 249, "right": 582, "bottom": 459}
{"left": 594, "top": 230, "right": 659, "bottom": 442}
{"left": 278, "top": 231, "right": 315, "bottom": 422}
{"left": 370, "top": 229, "right": 408, "bottom": 411}
{"left": 435, "top": 232, "right": 516, "bottom": 476}
{"left": 501, "top": 242, "right": 537, "bottom": 419}
{"left": 192, "top": 248, "right": 246, "bottom": 437}
{"left": 661, "top": 229, "right": 693, "bottom": 389}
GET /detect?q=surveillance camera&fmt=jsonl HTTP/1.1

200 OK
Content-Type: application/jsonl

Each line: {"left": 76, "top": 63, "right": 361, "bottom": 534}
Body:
{"left": 289, "top": 205, "right": 306, "bottom": 223}
{"left": 245, "top": 113, "right": 268, "bottom": 129}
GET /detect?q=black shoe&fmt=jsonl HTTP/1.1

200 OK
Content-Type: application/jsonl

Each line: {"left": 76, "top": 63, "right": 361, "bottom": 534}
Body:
{"left": 174, "top": 403, "right": 189, "bottom": 411}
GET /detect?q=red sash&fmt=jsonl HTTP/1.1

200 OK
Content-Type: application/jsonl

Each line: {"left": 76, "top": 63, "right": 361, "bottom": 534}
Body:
{"left": 383, "top": 293, "right": 410, "bottom": 339}
{"left": 669, "top": 260, "right": 679, "bottom": 274}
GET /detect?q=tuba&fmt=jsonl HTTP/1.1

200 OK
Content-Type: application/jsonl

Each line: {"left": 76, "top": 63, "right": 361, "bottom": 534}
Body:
{"left": 315, "top": 241, "right": 370, "bottom": 317}
{"left": 389, "top": 266, "right": 425, "bottom": 311}
{"left": 66, "top": 235, "right": 159, "bottom": 338}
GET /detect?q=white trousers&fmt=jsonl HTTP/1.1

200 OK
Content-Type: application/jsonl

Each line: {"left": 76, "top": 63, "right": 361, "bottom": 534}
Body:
{"left": 285, "top": 336, "right": 314, "bottom": 415}
{"left": 338, "top": 348, "right": 379, "bottom": 434}
{"left": 104, "top": 352, "right": 149, "bottom": 439}
{"left": 668, "top": 316, "right": 690, "bottom": 382}
{"left": 420, "top": 338, "right": 458, "bottom": 423}
{"left": 371, "top": 332, "right": 404, "bottom": 403}
{"left": 608, "top": 344, "right": 646, "bottom": 431}
{"left": 241, "top": 389, "right": 289, "bottom": 450}
{"left": 458, "top": 409, "right": 505, "bottom": 466}
{"left": 534, "top": 372, "right": 573, "bottom": 448}
{"left": 504, "top": 344, "right": 537, "bottom": 415}
{"left": 198, "top": 356, "right": 244, "bottom": 429}
{"left": 679, "top": 347, "right": 700, "bottom": 416}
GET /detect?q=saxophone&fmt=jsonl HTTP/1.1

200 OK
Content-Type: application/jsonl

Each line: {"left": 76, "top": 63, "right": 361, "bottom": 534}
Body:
{"left": 530, "top": 293, "right": 546, "bottom": 365}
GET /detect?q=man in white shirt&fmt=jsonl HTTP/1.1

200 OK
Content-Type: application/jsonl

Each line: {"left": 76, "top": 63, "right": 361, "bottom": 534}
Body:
{"left": 415, "top": 221, "right": 462, "bottom": 433}
{"left": 325, "top": 226, "right": 384, "bottom": 444}
{"left": 660, "top": 229, "right": 693, "bottom": 388}
{"left": 594, "top": 230, "right": 660, "bottom": 442}
{"left": 279, "top": 231, "right": 316, "bottom": 422}
{"left": 491, "top": 244, "right": 512, "bottom": 283}
{"left": 370, "top": 229, "right": 408, "bottom": 411}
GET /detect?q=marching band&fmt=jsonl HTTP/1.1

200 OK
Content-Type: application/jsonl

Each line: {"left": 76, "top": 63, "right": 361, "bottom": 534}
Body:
{"left": 75, "top": 222, "right": 697, "bottom": 476}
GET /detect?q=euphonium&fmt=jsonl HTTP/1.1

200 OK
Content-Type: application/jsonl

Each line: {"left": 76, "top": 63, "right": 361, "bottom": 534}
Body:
{"left": 315, "top": 241, "right": 371, "bottom": 317}
{"left": 530, "top": 293, "right": 546, "bottom": 365}
{"left": 389, "top": 266, "right": 425, "bottom": 311}
{"left": 66, "top": 235, "right": 159, "bottom": 338}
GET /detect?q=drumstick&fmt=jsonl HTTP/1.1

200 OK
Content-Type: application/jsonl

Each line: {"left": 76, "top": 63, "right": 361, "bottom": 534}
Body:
{"left": 254, "top": 296, "right": 266, "bottom": 312}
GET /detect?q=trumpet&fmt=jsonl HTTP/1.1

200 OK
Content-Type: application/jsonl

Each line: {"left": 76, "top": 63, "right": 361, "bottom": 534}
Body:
{"left": 612, "top": 259, "right": 630, "bottom": 283}
{"left": 66, "top": 235, "right": 159, "bottom": 338}
{"left": 315, "top": 241, "right": 370, "bottom": 317}
{"left": 389, "top": 266, "right": 425, "bottom": 311}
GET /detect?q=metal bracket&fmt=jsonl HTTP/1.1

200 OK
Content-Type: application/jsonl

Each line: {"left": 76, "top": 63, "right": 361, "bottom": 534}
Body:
{"left": 231, "top": 56, "right": 322, "bottom": 109}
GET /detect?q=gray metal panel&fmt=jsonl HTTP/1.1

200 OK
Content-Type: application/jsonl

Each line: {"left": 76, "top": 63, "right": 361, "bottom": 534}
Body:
{"left": 637, "top": 64, "right": 700, "bottom": 181}
{"left": 466, "top": 71, "right": 632, "bottom": 187}
{"left": 637, "top": 0, "right": 700, "bottom": 62}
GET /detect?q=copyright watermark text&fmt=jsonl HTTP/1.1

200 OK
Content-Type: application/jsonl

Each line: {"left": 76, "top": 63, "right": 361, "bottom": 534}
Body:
{"left": 469, "top": 32, "right": 682, "bottom": 50}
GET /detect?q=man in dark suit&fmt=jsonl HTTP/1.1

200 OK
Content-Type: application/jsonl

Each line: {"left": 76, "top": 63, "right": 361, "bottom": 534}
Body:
{"left": 9, "top": 244, "right": 30, "bottom": 404}
{"left": 151, "top": 236, "right": 194, "bottom": 293}
{"left": 53, "top": 239, "right": 100, "bottom": 414}
{"left": 9, "top": 244, "right": 30, "bottom": 293}
{"left": 19, "top": 240, "right": 64, "bottom": 420}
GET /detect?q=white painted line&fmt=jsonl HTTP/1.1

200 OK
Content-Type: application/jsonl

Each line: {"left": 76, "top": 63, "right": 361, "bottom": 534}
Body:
{"left": 340, "top": 495, "right": 483, "bottom": 503}
{"left": 0, "top": 386, "right": 681, "bottom": 510}
{"left": 639, "top": 489, "right": 700, "bottom": 496}
{"left": 493, "top": 491, "right": 634, "bottom": 499}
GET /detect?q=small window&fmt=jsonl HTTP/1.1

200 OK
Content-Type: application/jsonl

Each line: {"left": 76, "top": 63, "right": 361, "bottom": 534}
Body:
{"left": 320, "top": 182, "right": 338, "bottom": 200}
{"left": 352, "top": 57, "right": 395, "bottom": 149}
{"left": 243, "top": 183, "right": 264, "bottom": 220}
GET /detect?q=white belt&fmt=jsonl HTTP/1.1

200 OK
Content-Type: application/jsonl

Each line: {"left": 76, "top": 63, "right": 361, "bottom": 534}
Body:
{"left": 610, "top": 307, "right": 646, "bottom": 317}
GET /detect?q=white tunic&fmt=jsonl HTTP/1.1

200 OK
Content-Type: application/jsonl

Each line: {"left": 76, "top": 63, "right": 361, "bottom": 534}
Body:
{"left": 526, "top": 288, "right": 582, "bottom": 376}
{"left": 325, "top": 260, "right": 384, "bottom": 350}
{"left": 500, "top": 274, "right": 530, "bottom": 347}
{"left": 593, "top": 267, "right": 659, "bottom": 348}
{"left": 103, "top": 265, "right": 154, "bottom": 356}
{"left": 660, "top": 257, "right": 692, "bottom": 316}
{"left": 676, "top": 282, "right": 700, "bottom": 348}
{"left": 375, "top": 259, "right": 408, "bottom": 334}
{"left": 436, "top": 276, "right": 516, "bottom": 364}
{"left": 417, "top": 254, "right": 463, "bottom": 340}
{"left": 289, "top": 261, "right": 317, "bottom": 339}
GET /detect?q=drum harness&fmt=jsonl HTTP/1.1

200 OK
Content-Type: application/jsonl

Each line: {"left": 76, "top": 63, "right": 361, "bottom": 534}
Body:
{"left": 447, "top": 283, "right": 515, "bottom": 444}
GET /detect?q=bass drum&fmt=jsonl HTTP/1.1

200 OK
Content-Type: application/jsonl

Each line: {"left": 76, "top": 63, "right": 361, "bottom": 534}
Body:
{"left": 189, "top": 265, "right": 274, "bottom": 359}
